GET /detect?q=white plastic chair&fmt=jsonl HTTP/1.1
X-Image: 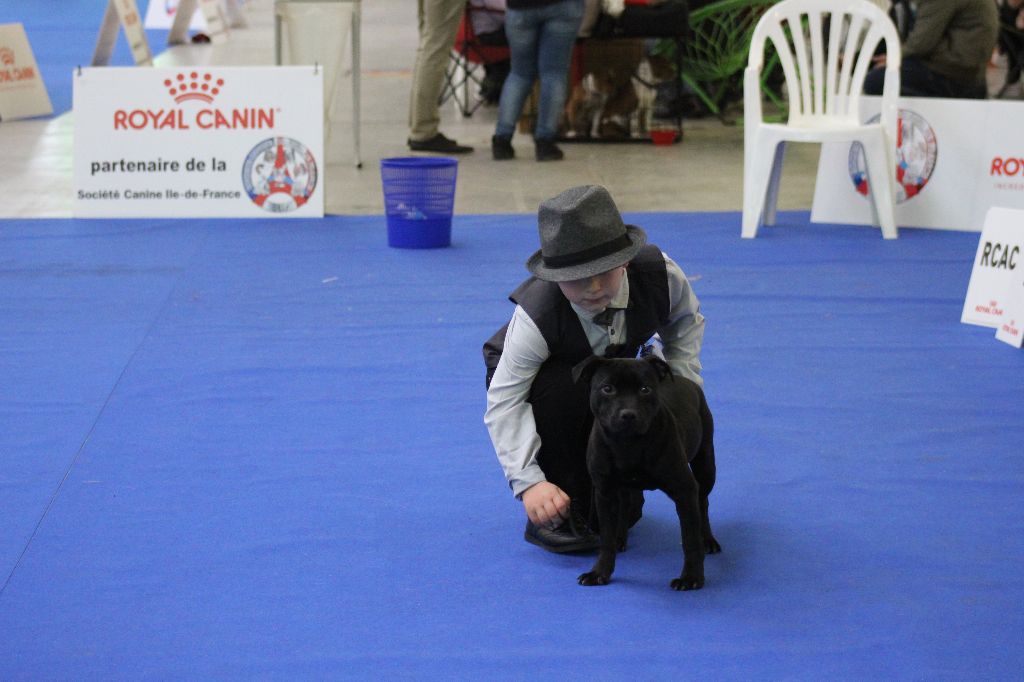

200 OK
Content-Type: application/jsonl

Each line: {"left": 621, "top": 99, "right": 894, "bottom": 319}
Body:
{"left": 742, "top": 0, "right": 901, "bottom": 239}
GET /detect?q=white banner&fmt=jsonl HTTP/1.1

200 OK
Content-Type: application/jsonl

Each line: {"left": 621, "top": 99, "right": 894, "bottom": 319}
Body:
{"left": 961, "top": 207, "right": 1024, "bottom": 328}
{"left": 73, "top": 66, "right": 324, "bottom": 218}
{"left": 0, "top": 23, "right": 53, "bottom": 120}
{"left": 811, "top": 97, "right": 1024, "bottom": 232}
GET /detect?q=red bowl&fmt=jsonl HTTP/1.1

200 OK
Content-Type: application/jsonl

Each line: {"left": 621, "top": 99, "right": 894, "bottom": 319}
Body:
{"left": 650, "top": 129, "right": 676, "bottom": 146}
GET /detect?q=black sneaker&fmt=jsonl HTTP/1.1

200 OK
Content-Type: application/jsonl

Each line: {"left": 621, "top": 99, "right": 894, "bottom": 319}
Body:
{"left": 524, "top": 511, "right": 599, "bottom": 554}
{"left": 407, "top": 133, "right": 473, "bottom": 154}
{"left": 492, "top": 135, "right": 514, "bottom": 160}
{"left": 534, "top": 138, "right": 564, "bottom": 162}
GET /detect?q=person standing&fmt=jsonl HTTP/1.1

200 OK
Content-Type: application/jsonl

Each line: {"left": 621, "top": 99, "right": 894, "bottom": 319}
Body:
{"left": 408, "top": 0, "right": 475, "bottom": 154}
{"left": 491, "top": 0, "right": 585, "bottom": 162}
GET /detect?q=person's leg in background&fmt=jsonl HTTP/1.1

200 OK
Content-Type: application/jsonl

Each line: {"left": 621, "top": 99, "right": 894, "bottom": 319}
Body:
{"left": 408, "top": 0, "right": 474, "bottom": 153}
{"left": 532, "top": 0, "right": 584, "bottom": 161}
{"left": 492, "top": 7, "right": 541, "bottom": 159}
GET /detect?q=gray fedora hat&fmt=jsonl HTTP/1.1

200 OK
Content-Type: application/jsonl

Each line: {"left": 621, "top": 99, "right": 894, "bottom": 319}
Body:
{"left": 526, "top": 185, "right": 646, "bottom": 282}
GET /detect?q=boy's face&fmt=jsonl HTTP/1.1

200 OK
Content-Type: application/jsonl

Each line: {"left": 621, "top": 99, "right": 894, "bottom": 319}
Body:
{"left": 557, "top": 265, "right": 626, "bottom": 313}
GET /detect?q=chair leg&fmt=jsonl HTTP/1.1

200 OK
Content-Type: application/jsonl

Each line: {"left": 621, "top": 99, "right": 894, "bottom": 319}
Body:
{"left": 458, "top": 60, "right": 473, "bottom": 117}
{"left": 742, "top": 135, "right": 784, "bottom": 239}
{"left": 861, "top": 135, "right": 899, "bottom": 239}
{"left": 762, "top": 141, "right": 786, "bottom": 227}
{"left": 453, "top": 57, "right": 472, "bottom": 117}
{"left": 440, "top": 51, "right": 476, "bottom": 117}
{"left": 440, "top": 53, "right": 460, "bottom": 111}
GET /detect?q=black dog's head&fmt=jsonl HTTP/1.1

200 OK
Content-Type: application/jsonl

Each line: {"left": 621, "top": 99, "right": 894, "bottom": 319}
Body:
{"left": 572, "top": 355, "right": 673, "bottom": 437}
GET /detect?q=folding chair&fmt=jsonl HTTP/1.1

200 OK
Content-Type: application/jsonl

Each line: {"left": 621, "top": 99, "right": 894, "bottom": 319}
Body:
{"left": 439, "top": 2, "right": 510, "bottom": 117}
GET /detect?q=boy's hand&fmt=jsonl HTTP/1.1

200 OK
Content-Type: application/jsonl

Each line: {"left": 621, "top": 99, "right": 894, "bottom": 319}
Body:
{"left": 521, "top": 481, "right": 571, "bottom": 528}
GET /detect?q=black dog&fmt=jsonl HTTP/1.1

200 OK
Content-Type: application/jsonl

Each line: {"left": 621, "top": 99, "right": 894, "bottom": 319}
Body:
{"left": 571, "top": 354, "right": 721, "bottom": 590}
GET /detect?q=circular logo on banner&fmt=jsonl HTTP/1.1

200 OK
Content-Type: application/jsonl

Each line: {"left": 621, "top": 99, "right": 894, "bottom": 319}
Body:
{"left": 242, "top": 137, "right": 318, "bottom": 213}
{"left": 848, "top": 109, "right": 937, "bottom": 203}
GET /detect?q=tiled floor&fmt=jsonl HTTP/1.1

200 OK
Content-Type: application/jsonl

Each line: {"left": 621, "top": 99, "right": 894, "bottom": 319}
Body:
{"left": 1, "top": 0, "right": 1012, "bottom": 218}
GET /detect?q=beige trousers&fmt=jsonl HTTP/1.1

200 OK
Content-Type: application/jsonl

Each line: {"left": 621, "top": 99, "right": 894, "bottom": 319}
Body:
{"left": 408, "top": 0, "right": 465, "bottom": 141}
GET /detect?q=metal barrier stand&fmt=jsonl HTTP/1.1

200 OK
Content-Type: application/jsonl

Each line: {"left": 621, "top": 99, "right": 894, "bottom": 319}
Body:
{"left": 274, "top": 0, "right": 362, "bottom": 169}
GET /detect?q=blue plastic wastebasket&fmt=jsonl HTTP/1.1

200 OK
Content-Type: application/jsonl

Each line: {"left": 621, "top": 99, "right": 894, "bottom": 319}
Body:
{"left": 380, "top": 157, "right": 458, "bottom": 248}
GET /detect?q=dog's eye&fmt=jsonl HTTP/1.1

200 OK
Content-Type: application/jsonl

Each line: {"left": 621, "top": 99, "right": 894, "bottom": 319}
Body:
{"left": 639, "top": 386, "right": 652, "bottom": 395}
{"left": 600, "top": 385, "right": 616, "bottom": 395}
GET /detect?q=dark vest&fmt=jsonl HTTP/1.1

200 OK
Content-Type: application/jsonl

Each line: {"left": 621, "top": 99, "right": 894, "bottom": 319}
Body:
{"left": 483, "top": 244, "right": 670, "bottom": 382}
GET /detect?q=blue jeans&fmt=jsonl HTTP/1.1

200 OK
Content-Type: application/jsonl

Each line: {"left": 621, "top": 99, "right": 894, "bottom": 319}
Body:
{"left": 495, "top": 0, "right": 584, "bottom": 141}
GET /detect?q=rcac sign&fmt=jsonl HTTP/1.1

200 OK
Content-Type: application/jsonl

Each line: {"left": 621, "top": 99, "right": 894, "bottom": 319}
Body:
{"left": 978, "top": 242, "right": 1020, "bottom": 270}
{"left": 962, "top": 207, "right": 1024, "bottom": 329}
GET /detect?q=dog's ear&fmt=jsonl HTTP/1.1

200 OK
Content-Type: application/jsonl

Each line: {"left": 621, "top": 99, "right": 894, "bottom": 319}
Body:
{"left": 643, "top": 354, "right": 674, "bottom": 382}
{"left": 572, "top": 355, "right": 604, "bottom": 385}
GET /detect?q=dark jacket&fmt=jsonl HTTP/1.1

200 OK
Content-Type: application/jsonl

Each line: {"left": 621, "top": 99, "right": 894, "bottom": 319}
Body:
{"left": 903, "top": 0, "right": 999, "bottom": 85}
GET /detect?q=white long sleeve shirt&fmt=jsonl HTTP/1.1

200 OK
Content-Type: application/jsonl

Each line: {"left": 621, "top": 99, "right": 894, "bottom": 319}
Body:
{"left": 484, "top": 253, "right": 704, "bottom": 497}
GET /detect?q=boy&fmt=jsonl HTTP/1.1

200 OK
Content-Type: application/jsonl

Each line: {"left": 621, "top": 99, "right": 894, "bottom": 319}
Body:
{"left": 483, "top": 185, "right": 705, "bottom": 552}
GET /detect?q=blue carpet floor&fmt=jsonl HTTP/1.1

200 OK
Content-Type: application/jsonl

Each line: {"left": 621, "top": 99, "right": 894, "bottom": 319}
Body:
{"left": 1, "top": 212, "right": 1021, "bottom": 678}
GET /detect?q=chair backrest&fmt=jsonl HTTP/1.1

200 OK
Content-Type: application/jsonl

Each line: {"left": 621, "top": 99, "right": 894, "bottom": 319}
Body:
{"left": 747, "top": 0, "right": 900, "bottom": 125}
{"left": 456, "top": 2, "right": 509, "bottom": 65}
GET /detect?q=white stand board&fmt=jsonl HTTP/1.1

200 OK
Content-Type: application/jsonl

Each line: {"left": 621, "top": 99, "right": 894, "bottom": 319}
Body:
{"left": 0, "top": 23, "right": 54, "bottom": 120}
{"left": 93, "top": 0, "right": 153, "bottom": 66}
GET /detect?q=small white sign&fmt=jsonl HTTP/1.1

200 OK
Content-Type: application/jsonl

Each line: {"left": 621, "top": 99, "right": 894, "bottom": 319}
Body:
{"left": 145, "top": 0, "right": 208, "bottom": 31}
{"left": 0, "top": 23, "right": 53, "bottom": 120}
{"left": 197, "top": 0, "right": 230, "bottom": 44}
{"left": 94, "top": 0, "right": 153, "bottom": 66}
{"left": 995, "top": 265, "right": 1024, "bottom": 348}
{"left": 73, "top": 66, "right": 323, "bottom": 218}
{"left": 961, "top": 207, "right": 1024, "bottom": 328}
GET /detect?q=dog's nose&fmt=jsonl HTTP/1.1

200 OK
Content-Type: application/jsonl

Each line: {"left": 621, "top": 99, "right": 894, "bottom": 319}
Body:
{"left": 619, "top": 409, "right": 637, "bottom": 422}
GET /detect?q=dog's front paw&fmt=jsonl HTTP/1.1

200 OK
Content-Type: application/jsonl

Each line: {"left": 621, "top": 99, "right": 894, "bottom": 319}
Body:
{"left": 670, "top": 574, "right": 704, "bottom": 591}
{"left": 578, "top": 571, "right": 610, "bottom": 586}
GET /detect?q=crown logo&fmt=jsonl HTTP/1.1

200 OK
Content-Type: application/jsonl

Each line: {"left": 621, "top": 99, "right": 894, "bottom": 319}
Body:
{"left": 165, "top": 72, "right": 223, "bottom": 104}
{"left": 0, "top": 48, "right": 14, "bottom": 67}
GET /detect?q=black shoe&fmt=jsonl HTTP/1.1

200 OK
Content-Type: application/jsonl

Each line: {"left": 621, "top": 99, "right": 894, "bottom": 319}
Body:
{"left": 492, "top": 135, "right": 514, "bottom": 160}
{"left": 407, "top": 133, "right": 474, "bottom": 154}
{"left": 524, "top": 513, "right": 599, "bottom": 554}
{"left": 534, "top": 138, "right": 564, "bottom": 162}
